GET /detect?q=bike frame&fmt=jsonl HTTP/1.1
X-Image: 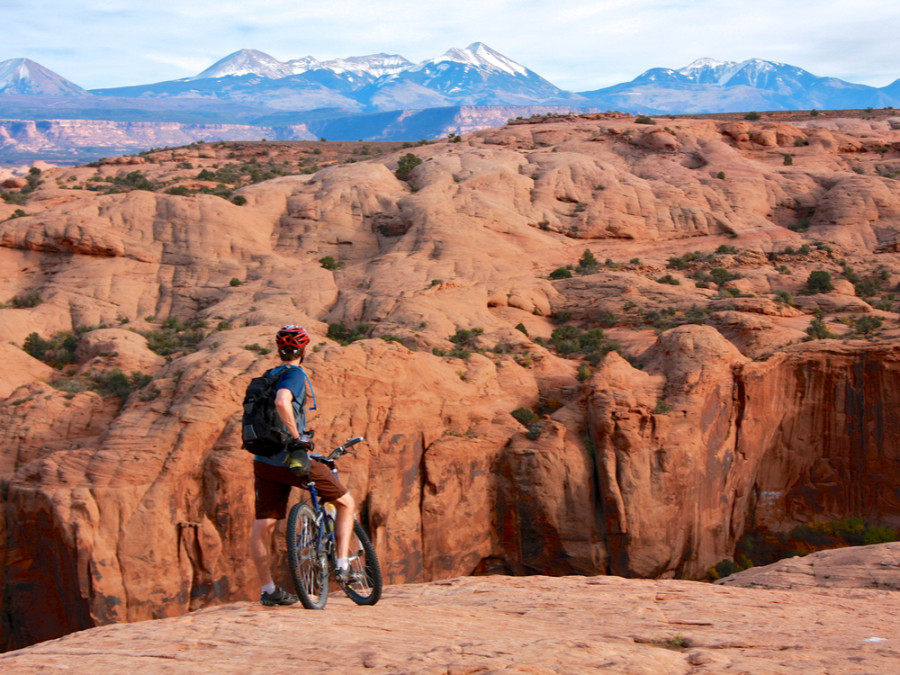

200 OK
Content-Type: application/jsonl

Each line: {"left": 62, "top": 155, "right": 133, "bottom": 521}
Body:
{"left": 303, "top": 437, "right": 364, "bottom": 570}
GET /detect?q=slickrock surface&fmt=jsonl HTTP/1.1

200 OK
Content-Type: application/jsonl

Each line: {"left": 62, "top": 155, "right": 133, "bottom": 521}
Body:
{"left": 2, "top": 571, "right": 899, "bottom": 674}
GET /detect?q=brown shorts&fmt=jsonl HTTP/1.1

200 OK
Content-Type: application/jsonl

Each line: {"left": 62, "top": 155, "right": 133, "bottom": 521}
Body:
{"left": 253, "top": 459, "right": 348, "bottom": 520}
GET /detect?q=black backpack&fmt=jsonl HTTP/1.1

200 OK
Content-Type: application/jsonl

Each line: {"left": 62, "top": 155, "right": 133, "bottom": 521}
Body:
{"left": 241, "top": 367, "right": 290, "bottom": 456}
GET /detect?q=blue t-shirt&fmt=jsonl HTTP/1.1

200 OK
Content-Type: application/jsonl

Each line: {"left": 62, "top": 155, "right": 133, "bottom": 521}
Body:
{"left": 254, "top": 365, "right": 309, "bottom": 466}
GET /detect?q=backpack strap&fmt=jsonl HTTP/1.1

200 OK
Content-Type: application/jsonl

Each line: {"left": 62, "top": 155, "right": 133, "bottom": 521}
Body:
{"left": 270, "top": 364, "right": 317, "bottom": 412}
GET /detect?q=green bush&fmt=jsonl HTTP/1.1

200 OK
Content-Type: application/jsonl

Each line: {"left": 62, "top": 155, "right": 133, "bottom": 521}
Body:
{"left": 853, "top": 315, "right": 883, "bottom": 335}
{"left": 90, "top": 369, "right": 152, "bottom": 398}
{"left": 23, "top": 330, "right": 81, "bottom": 368}
{"left": 634, "top": 115, "right": 656, "bottom": 125}
{"left": 319, "top": 256, "right": 346, "bottom": 271}
{"left": 657, "top": 274, "right": 680, "bottom": 285}
{"left": 545, "top": 324, "right": 620, "bottom": 364}
{"left": 549, "top": 267, "right": 572, "bottom": 279}
{"left": 327, "top": 322, "right": 369, "bottom": 345}
{"left": 744, "top": 111, "right": 761, "bottom": 121}
{"left": 11, "top": 291, "right": 42, "bottom": 308}
{"left": 141, "top": 317, "right": 207, "bottom": 356}
{"left": 805, "top": 317, "right": 838, "bottom": 340}
{"left": 576, "top": 249, "right": 599, "bottom": 275}
{"left": 806, "top": 270, "right": 834, "bottom": 294}
{"left": 395, "top": 153, "right": 423, "bottom": 180}
{"left": 511, "top": 407, "right": 538, "bottom": 426}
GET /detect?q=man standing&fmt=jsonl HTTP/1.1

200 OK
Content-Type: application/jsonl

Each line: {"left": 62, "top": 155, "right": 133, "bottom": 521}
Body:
{"left": 249, "top": 324, "right": 357, "bottom": 606}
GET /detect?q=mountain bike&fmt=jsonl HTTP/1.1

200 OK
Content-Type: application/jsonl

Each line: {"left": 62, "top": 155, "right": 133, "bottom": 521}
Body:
{"left": 285, "top": 436, "right": 383, "bottom": 609}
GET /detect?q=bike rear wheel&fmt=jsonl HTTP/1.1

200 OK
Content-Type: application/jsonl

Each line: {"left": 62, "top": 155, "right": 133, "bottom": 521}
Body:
{"left": 338, "top": 521, "right": 383, "bottom": 605}
{"left": 286, "top": 502, "right": 329, "bottom": 609}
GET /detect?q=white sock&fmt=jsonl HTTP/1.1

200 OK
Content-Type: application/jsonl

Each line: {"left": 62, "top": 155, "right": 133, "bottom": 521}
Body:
{"left": 336, "top": 558, "right": 349, "bottom": 570}
{"left": 262, "top": 581, "right": 276, "bottom": 595}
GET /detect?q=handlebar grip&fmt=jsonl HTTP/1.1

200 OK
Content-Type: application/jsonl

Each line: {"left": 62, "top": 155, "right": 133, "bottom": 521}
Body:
{"left": 345, "top": 436, "right": 364, "bottom": 447}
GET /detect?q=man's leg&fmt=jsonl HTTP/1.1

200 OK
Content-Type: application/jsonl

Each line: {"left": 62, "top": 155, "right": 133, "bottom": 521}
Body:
{"left": 333, "top": 491, "right": 356, "bottom": 561}
{"left": 251, "top": 518, "right": 278, "bottom": 587}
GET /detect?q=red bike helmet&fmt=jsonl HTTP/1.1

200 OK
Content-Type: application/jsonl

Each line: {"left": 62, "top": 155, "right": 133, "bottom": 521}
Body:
{"left": 276, "top": 325, "right": 310, "bottom": 359}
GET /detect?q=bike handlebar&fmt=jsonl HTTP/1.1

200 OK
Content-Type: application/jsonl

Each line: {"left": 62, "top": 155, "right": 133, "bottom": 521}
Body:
{"left": 323, "top": 436, "right": 364, "bottom": 461}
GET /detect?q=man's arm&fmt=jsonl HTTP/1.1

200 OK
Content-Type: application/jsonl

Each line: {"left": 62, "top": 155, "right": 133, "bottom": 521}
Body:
{"left": 274, "top": 388, "right": 299, "bottom": 440}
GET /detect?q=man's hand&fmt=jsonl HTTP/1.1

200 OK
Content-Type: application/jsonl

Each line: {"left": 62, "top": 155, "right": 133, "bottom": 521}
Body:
{"left": 285, "top": 431, "right": 314, "bottom": 476}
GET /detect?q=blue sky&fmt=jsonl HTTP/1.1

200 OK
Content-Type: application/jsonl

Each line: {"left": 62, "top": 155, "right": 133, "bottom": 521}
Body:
{"left": 3, "top": 1, "right": 899, "bottom": 91}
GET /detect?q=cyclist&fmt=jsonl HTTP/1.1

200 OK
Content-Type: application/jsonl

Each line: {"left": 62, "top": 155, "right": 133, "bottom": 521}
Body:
{"left": 249, "top": 324, "right": 358, "bottom": 606}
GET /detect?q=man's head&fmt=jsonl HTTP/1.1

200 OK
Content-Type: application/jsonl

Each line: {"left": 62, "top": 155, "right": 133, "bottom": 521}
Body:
{"left": 276, "top": 325, "right": 310, "bottom": 362}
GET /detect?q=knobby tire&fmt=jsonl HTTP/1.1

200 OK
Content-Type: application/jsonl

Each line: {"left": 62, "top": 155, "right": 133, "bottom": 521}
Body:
{"left": 338, "top": 520, "right": 383, "bottom": 605}
{"left": 286, "top": 502, "right": 329, "bottom": 609}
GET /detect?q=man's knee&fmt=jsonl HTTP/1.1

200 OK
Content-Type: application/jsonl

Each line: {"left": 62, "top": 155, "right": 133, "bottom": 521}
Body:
{"left": 335, "top": 491, "right": 355, "bottom": 512}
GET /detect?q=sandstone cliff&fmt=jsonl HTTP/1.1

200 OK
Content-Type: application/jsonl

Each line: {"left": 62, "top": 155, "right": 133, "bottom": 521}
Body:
{"left": 1, "top": 112, "right": 899, "bottom": 649}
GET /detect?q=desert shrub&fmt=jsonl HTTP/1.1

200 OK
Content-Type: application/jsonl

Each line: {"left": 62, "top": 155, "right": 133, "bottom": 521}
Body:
{"left": 710, "top": 267, "right": 741, "bottom": 285}
{"left": 511, "top": 407, "right": 538, "bottom": 426}
{"left": 667, "top": 251, "right": 715, "bottom": 270}
{"left": 597, "top": 311, "right": 618, "bottom": 328}
{"left": 141, "top": 317, "right": 207, "bottom": 356}
{"left": 716, "top": 245, "right": 738, "bottom": 254}
{"left": 717, "top": 171, "right": 726, "bottom": 180}
{"left": 575, "top": 249, "right": 600, "bottom": 275}
{"left": 634, "top": 115, "right": 656, "bottom": 125}
{"left": 854, "top": 278, "right": 880, "bottom": 298}
{"left": 774, "top": 290, "right": 796, "bottom": 306}
{"left": 657, "top": 274, "right": 680, "bottom": 285}
{"left": 514, "top": 323, "right": 529, "bottom": 337}
{"left": 744, "top": 111, "right": 761, "bottom": 121}
{"left": 805, "top": 270, "right": 834, "bottom": 294}
{"left": 805, "top": 317, "right": 838, "bottom": 340}
{"left": 545, "top": 324, "right": 620, "bottom": 364}
{"left": 395, "top": 153, "right": 422, "bottom": 180}
{"left": 853, "top": 315, "right": 883, "bottom": 335}
{"left": 783, "top": 154, "right": 793, "bottom": 166}
{"left": 447, "top": 328, "right": 484, "bottom": 347}
{"left": 549, "top": 267, "right": 572, "bottom": 279}
{"left": 526, "top": 423, "right": 542, "bottom": 440}
{"left": 11, "top": 291, "right": 42, "bottom": 308}
{"left": 319, "top": 256, "right": 345, "bottom": 271}
{"left": 90, "top": 369, "right": 152, "bottom": 398}
{"left": 229, "top": 277, "right": 243, "bottom": 287}
{"left": 165, "top": 185, "right": 192, "bottom": 196}
{"left": 23, "top": 330, "right": 82, "bottom": 368}
{"left": 576, "top": 363, "right": 591, "bottom": 382}
{"left": 327, "top": 322, "right": 369, "bottom": 345}
{"left": 231, "top": 195, "right": 247, "bottom": 206}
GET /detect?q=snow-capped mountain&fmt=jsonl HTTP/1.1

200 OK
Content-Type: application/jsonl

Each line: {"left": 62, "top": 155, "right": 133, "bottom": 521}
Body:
{"left": 391, "top": 42, "right": 572, "bottom": 104}
{"left": 191, "top": 49, "right": 414, "bottom": 81}
{"left": 0, "top": 58, "right": 87, "bottom": 96}
{"left": 580, "top": 58, "right": 896, "bottom": 113}
{"left": 190, "top": 49, "right": 295, "bottom": 80}
{"left": 88, "top": 42, "right": 576, "bottom": 111}
{"left": 3, "top": 49, "right": 900, "bottom": 166}
{"left": 631, "top": 57, "right": 821, "bottom": 90}
{"left": 417, "top": 42, "right": 529, "bottom": 77}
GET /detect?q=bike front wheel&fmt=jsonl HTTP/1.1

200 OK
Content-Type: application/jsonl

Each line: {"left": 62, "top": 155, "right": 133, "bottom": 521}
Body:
{"left": 286, "top": 502, "right": 329, "bottom": 609}
{"left": 338, "top": 521, "right": 383, "bottom": 605}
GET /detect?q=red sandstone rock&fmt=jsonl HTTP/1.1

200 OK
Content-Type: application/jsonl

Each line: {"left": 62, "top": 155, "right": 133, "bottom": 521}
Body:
{"left": 3, "top": 563, "right": 900, "bottom": 674}
{"left": 1, "top": 114, "right": 900, "bottom": 650}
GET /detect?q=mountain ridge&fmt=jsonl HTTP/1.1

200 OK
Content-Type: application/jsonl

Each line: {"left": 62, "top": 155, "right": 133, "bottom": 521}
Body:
{"left": 2, "top": 47, "right": 899, "bottom": 163}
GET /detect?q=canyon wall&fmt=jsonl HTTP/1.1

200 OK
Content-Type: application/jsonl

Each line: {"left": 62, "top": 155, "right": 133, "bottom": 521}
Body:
{"left": 1, "top": 112, "right": 899, "bottom": 649}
